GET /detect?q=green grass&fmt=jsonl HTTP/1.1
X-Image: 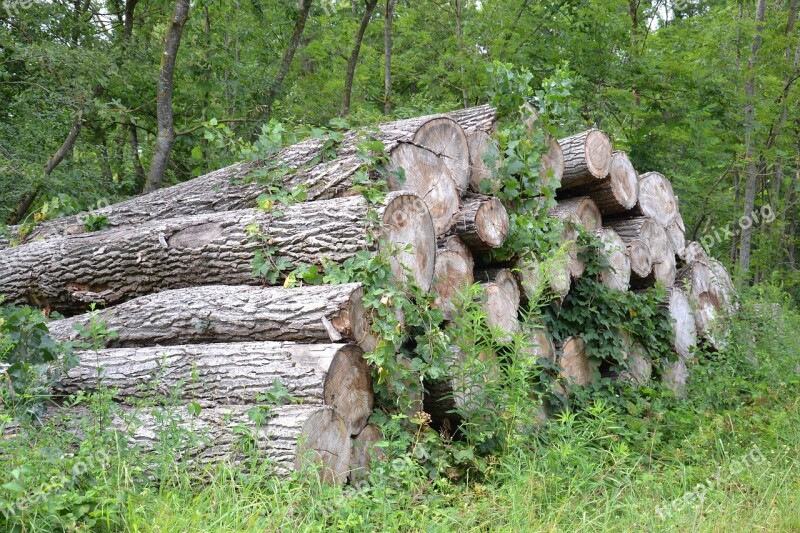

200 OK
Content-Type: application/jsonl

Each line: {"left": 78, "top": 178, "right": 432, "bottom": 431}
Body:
{"left": 3, "top": 286, "right": 800, "bottom": 532}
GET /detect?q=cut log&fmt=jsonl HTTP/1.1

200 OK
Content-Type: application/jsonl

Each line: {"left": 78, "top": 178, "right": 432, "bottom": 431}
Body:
{"left": 549, "top": 197, "right": 603, "bottom": 231}
{"left": 607, "top": 216, "right": 670, "bottom": 264}
{"left": 595, "top": 228, "right": 631, "bottom": 291}
{"left": 652, "top": 245, "right": 677, "bottom": 287}
{"left": 467, "top": 130, "right": 499, "bottom": 193}
{"left": 4, "top": 107, "right": 494, "bottom": 247}
{"left": 515, "top": 253, "right": 570, "bottom": 302}
{"left": 552, "top": 213, "right": 585, "bottom": 279}
{"left": 541, "top": 138, "right": 565, "bottom": 189}
{"left": 680, "top": 240, "right": 709, "bottom": 265}
{"left": 558, "top": 151, "right": 638, "bottom": 216}
{"left": 618, "top": 331, "right": 652, "bottom": 385}
{"left": 524, "top": 323, "right": 556, "bottom": 362}
{"left": 424, "top": 346, "right": 498, "bottom": 427}
{"left": 678, "top": 261, "right": 727, "bottom": 350}
{"left": 630, "top": 172, "right": 679, "bottom": 228}
{"left": 47, "top": 283, "right": 375, "bottom": 350}
{"left": 661, "top": 357, "right": 688, "bottom": 398}
{"left": 447, "top": 194, "right": 509, "bottom": 253}
{"left": 708, "top": 258, "right": 736, "bottom": 313}
{"left": 626, "top": 240, "right": 653, "bottom": 279}
{"left": 476, "top": 269, "right": 521, "bottom": 342}
{"left": 557, "top": 129, "right": 612, "bottom": 189}
{"left": 666, "top": 212, "right": 686, "bottom": 257}
{"left": 51, "top": 404, "right": 352, "bottom": 484}
{"left": 349, "top": 424, "right": 385, "bottom": 485}
{"left": 446, "top": 104, "right": 497, "bottom": 134}
{"left": 56, "top": 342, "right": 373, "bottom": 436}
{"left": 432, "top": 236, "right": 474, "bottom": 321}
{"left": 667, "top": 288, "right": 697, "bottom": 360}
{"left": 558, "top": 336, "right": 593, "bottom": 387}
{"left": 0, "top": 192, "right": 436, "bottom": 314}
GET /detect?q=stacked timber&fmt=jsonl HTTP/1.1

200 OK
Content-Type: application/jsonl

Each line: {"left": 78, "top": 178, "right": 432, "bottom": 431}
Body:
{"left": 0, "top": 105, "right": 737, "bottom": 484}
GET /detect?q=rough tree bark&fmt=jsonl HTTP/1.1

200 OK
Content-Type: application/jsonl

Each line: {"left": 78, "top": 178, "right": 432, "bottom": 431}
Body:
{"left": 446, "top": 194, "right": 509, "bottom": 252}
{"left": 46, "top": 283, "right": 374, "bottom": 350}
{"left": 561, "top": 151, "right": 638, "bottom": 215}
{"left": 557, "top": 129, "right": 612, "bottom": 189}
{"left": 0, "top": 193, "right": 435, "bottom": 313}
{"left": 58, "top": 342, "right": 373, "bottom": 435}
{"left": 383, "top": 0, "right": 396, "bottom": 115}
{"left": 342, "top": 0, "right": 379, "bottom": 116}
{"left": 549, "top": 196, "right": 603, "bottom": 231}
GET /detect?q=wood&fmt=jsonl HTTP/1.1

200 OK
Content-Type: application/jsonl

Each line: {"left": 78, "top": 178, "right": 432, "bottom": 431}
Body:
{"left": 349, "top": 424, "right": 384, "bottom": 485}
{"left": 595, "top": 228, "right": 631, "bottom": 291}
{"left": 652, "top": 245, "right": 677, "bottom": 287}
{"left": 432, "top": 236, "right": 474, "bottom": 321}
{"left": 662, "top": 357, "right": 688, "bottom": 398}
{"left": 524, "top": 324, "right": 556, "bottom": 361}
{"left": 467, "top": 130, "right": 499, "bottom": 193}
{"left": 553, "top": 213, "right": 585, "bottom": 279}
{"left": 549, "top": 197, "right": 603, "bottom": 231}
{"left": 51, "top": 404, "right": 352, "bottom": 484}
{"left": 631, "top": 172, "right": 679, "bottom": 228}
{"left": 424, "top": 346, "right": 499, "bottom": 427}
{"left": 2, "top": 107, "right": 494, "bottom": 247}
{"left": 477, "top": 269, "right": 521, "bottom": 342}
{"left": 680, "top": 240, "right": 709, "bottom": 265}
{"left": 679, "top": 261, "right": 726, "bottom": 350}
{"left": 0, "top": 192, "right": 435, "bottom": 314}
{"left": 46, "top": 283, "right": 376, "bottom": 350}
{"left": 626, "top": 240, "right": 653, "bottom": 279}
{"left": 558, "top": 336, "right": 593, "bottom": 387}
{"left": 667, "top": 288, "right": 698, "bottom": 360}
{"left": 447, "top": 194, "right": 509, "bottom": 252}
{"left": 607, "top": 216, "right": 670, "bottom": 264}
{"left": 540, "top": 138, "right": 565, "bottom": 189}
{"left": 666, "top": 212, "right": 686, "bottom": 257}
{"left": 557, "top": 129, "right": 612, "bottom": 189}
{"left": 618, "top": 331, "right": 652, "bottom": 385}
{"left": 709, "top": 258, "right": 736, "bottom": 313}
{"left": 562, "top": 151, "right": 638, "bottom": 215}
{"left": 515, "top": 253, "right": 570, "bottom": 301}
{"left": 56, "top": 342, "right": 373, "bottom": 436}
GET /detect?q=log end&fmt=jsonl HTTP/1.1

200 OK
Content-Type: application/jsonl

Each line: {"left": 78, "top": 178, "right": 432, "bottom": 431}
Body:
{"left": 294, "top": 407, "right": 352, "bottom": 486}
{"left": 324, "top": 345, "right": 374, "bottom": 436}
{"left": 380, "top": 191, "right": 437, "bottom": 291}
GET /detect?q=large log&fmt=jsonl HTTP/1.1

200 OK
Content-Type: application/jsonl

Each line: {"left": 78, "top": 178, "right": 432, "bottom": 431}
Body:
{"left": 607, "top": 216, "right": 669, "bottom": 264}
{"left": 432, "top": 236, "right": 474, "bottom": 321}
{"left": 661, "top": 357, "right": 688, "bottom": 398}
{"left": 447, "top": 194, "right": 509, "bottom": 253}
{"left": 549, "top": 197, "right": 603, "bottom": 231}
{"left": 466, "top": 130, "right": 499, "bottom": 193}
{"left": 515, "top": 253, "right": 571, "bottom": 302}
{"left": 595, "top": 228, "right": 631, "bottom": 291}
{"left": 557, "top": 129, "right": 612, "bottom": 189}
{"left": 558, "top": 151, "right": 638, "bottom": 216}
{"left": 47, "top": 283, "right": 375, "bottom": 350}
{"left": 618, "top": 331, "right": 652, "bottom": 385}
{"left": 349, "top": 424, "right": 385, "bottom": 486}
{"left": 626, "top": 240, "right": 653, "bottom": 279}
{"left": 680, "top": 240, "right": 709, "bottom": 265}
{"left": 0, "top": 193, "right": 436, "bottom": 314}
{"left": 678, "top": 261, "right": 727, "bottom": 350}
{"left": 666, "top": 212, "right": 686, "bottom": 257}
{"left": 630, "top": 172, "right": 679, "bottom": 228}
{"left": 476, "top": 268, "right": 521, "bottom": 342}
{"left": 56, "top": 342, "right": 373, "bottom": 436}
{"left": 3, "top": 107, "right": 494, "bottom": 247}
{"left": 51, "top": 404, "right": 352, "bottom": 484}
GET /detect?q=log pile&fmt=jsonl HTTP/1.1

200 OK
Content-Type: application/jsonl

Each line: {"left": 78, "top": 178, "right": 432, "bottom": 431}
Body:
{"left": 0, "top": 105, "right": 736, "bottom": 483}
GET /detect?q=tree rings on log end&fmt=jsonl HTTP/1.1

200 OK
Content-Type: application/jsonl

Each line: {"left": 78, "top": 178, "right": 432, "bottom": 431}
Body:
{"left": 324, "top": 345, "right": 374, "bottom": 436}
{"left": 294, "top": 407, "right": 352, "bottom": 486}
{"left": 379, "top": 191, "right": 436, "bottom": 291}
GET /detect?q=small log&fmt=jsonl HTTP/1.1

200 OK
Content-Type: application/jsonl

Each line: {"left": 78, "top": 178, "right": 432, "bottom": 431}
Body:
{"left": 432, "top": 236, "right": 474, "bottom": 320}
{"left": 56, "top": 342, "right": 373, "bottom": 436}
{"left": 447, "top": 194, "right": 509, "bottom": 253}
{"left": 618, "top": 331, "right": 652, "bottom": 385}
{"left": 652, "top": 245, "right": 677, "bottom": 287}
{"left": 559, "top": 151, "right": 638, "bottom": 215}
{"left": 349, "top": 424, "right": 385, "bottom": 486}
{"left": 47, "top": 283, "right": 375, "bottom": 350}
{"left": 549, "top": 197, "right": 603, "bottom": 231}
{"left": 661, "top": 357, "right": 688, "bottom": 398}
{"left": 51, "top": 404, "right": 352, "bottom": 484}
{"left": 630, "top": 172, "right": 679, "bottom": 228}
{"left": 595, "top": 228, "right": 631, "bottom": 291}
{"left": 523, "top": 324, "right": 556, "bottom": 362}
{"left": 0, "top": 192, "right": 436, "bottom": 314}
{"left": 467, "top": 130, "right": 499, "bottom": 193}
{"left": 540, "top": 138, "right": 565, "bottom": 189}
{"left": 515, "top": 253, "right": 570, "bottom": 301}
{"left": 678, "top": 261, "right": 726, "bottom": 350}
{"left": 558, "top": 336, "right": 593, "bottom": 387}
{"left": 424, "top": 347, "right": 499, "bottom": 428}
{"left": 557, "top": 129, "right": 613, "bottom": 189}
{"left": 476, "top": 269, "right": 521, "bottom": 342}
{"left": 554, "top": 213, "right": 585, "bottom": 279}
{"left": 680, "top": 240, "right": 709, "bottom": 265}
{"left": 607, "top": 216, "right": 670, "bottom": 264}
{"left": 626, "top": 240, "right": 653, "bottom": 279}
{"left": 667, "top": 287, "right": 697, "bottom": 360}
{"left": 666, "top": 212, "right": 686, "bottom": 257}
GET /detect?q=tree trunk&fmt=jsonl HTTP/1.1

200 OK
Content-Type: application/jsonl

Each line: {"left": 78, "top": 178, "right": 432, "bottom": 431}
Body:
{"left": 51, "top": 404, "right": 352, "bottom": 484}
{"left": 549, "top": 196, "right": 603, "bottom": 231}
{"left": 560, "top": 151, "right": 638, "bottom": 215}
{"left": 342, "top": 0, "right": 379, "bottom": 116}
{"left": 595, "top": 228, "right": 631, "bottom": 291}
{"left": 0, "top": 193, "right": 435, "bottom": 313}
{"left": 558, "top": 336, "right": 593, "bottom": 387}
{"left": 557, "top": 129, "right": 612, "bottom": 189}
{"left": 432, "top": 236, "right": 474, "bottom": 321}
{"left": 128, "top": 123, "right": 146, "bottom": 193}
{"left": 46, "top": 283, "right": 374, "bottom": 350}
{"left": 262, "top": 0, "right": 313, "bottom": 116}
{"left": 629, "top": 172, "right": 679, "bottom": 228}
{"left": 446, "top": 194, "right": 509, "bottom": 252}
{"left": 738, "top": 0, "right": 767, "bottom": 281}
{"left": 383, "top": 0, "right": 396, "bottom": 115}
{"left": 58, "top": 342, "right": 372, "bottom": 436}
{"left": 144, "top": 0, "right": 191, "bottom": 193}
